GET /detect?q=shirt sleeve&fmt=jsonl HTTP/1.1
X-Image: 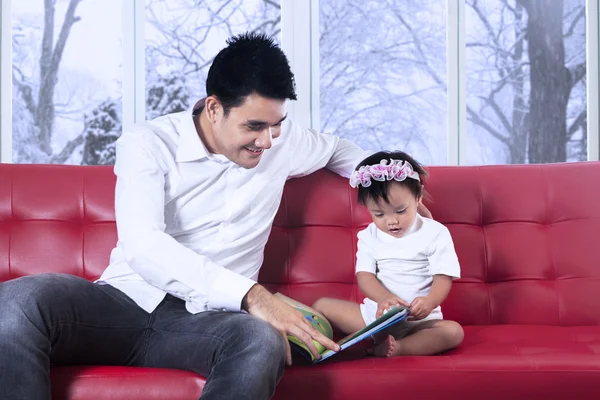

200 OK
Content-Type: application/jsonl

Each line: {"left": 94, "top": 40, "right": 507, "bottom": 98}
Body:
{"left": 286, "top": 120, "right": 372, "bottom": 178}
{"left": 355, "top": 226, "right": 377, "bottom": 274}
{"left": 113, "top": 132, "right": 256, "bottom": 313}
{"left": 426, "top": 226, "right": 461, "bottom": 279}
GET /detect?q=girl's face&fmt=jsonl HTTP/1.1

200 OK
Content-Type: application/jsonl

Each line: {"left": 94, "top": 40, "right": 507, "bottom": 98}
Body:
{"left": 365, "top": 182, "right": 422, "bottom": 238}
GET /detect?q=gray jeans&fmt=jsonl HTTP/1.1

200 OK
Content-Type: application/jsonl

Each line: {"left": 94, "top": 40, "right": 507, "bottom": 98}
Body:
{"left": 0, "top": 273, "right": 286, "bottom": 400}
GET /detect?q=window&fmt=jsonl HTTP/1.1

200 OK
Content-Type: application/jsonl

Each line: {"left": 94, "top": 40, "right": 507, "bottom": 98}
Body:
{"left": 319, "top": 0, "right": 448, "bottom": 165}
{"left": 465, "top": 0, "right": 587, "bottom": 164}
{"left": 2, "top": 0, "right": 598, "bottom": 165}
{"left": 11, "top": 0, "right": 123, "bottom": 165}
{"left": 145, "top": 0, "right": 281, "bottom": 120}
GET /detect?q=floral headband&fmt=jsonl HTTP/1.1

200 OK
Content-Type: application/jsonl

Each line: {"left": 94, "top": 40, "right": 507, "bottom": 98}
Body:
{"left": 350, "top": 159, "right": 420, "bottom": 188}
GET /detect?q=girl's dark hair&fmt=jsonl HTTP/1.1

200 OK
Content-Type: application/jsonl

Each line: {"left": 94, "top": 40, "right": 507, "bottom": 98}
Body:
{"left": 355, "top": 151, "right": 427, "bottom": 205}
{"left": 206, "top": 32, "right": 297, "bottom": 116}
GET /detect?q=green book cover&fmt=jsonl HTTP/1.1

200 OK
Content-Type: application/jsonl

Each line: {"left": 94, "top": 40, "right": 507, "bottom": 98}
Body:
{"left": 275, "top": 293, "right": 408, "bottom": 363}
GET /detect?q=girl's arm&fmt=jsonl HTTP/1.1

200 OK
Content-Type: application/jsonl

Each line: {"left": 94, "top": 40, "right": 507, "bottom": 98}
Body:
{"left": 357, "top": 272, "right": 409, "bottom": 307}
{"left": 412, "top": 224, "right": 461, "bottom": 319}
{"left": 410, "top": 274, "right": 453, "bottom": 320}
{"left": 426, "top": 274, "right": 452, "bottom": 308}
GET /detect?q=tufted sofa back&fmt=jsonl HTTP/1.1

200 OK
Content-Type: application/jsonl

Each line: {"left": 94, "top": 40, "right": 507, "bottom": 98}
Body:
{"left": 1, "top": 162, "right": 599, "bottom": 326}
{"left": 261, "top": 162, "right": 600, "bottom": 326}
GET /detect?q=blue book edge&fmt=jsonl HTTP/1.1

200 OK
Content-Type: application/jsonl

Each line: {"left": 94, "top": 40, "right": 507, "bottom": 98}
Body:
{"left": 314, "top": 306, "right": 409, "bottom": 364}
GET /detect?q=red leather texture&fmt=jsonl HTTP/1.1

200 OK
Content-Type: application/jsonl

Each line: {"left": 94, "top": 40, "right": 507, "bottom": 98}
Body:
{"left": 50, "top": 367, "right": 205, "bottom": 400}
{"left": 1, "top": 162, "right": 599, "bottom": 399}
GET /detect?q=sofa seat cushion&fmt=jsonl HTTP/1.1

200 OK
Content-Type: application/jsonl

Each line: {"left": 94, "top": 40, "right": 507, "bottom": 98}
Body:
{"left": 50, "top": 366, "right": 205, "bottom": 400}
{"left": 273, "top": 325, "right": 600, "bottom": 400}
{"left": 451, "top": 325, "right": 600, "bottom": 369}
{"left": 49, "top": 326, "right": 600, "bottom": 400}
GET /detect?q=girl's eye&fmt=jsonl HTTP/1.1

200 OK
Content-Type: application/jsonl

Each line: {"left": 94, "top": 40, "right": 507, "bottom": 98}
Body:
{"left": 396, "top": 209, "right": 407, "bottom": 214}
{"left": 374, "top": 214, "right": 384, "bottom": 218}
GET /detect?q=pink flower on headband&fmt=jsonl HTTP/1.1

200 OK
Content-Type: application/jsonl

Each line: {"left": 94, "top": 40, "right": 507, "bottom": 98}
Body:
{"left": 349, "top": 159, "right": 420, "bottom": 188}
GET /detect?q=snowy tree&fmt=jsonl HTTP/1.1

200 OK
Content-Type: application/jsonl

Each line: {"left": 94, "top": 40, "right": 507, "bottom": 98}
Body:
{"left": 519, "top": 0, "right": 586, "bottom": 163}
{"left": 146, "top": 72, "right": 191, "bottom": 121}
{"left": 11, "top": 0, "right": 587, "bottom": 166}
{"left": 12, "top": 0, "right": 86, "bottom": 164}
{"left": 466, "top": 0, "right": 586, "bottom": 163}
{"left": 145, "top": 0, "right": 280, "bottom": 111}
{"left": 320, "top": 0, "right": 587, "bottom": 164}
{"left": 81, "top": 100, "right": 121, "bottom": 165}
{"left": 320, "top": 0, "right": 447, "bottom": 164}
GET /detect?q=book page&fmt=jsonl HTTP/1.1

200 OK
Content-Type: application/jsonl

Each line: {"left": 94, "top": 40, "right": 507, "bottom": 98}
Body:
{"left": 316, "top": 306, "right": 409, "bottom": 363}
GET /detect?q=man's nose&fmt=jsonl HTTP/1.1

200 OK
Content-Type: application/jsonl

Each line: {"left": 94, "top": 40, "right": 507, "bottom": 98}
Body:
{"left": 255, "top": 127, "right": 273, "bottom": 149}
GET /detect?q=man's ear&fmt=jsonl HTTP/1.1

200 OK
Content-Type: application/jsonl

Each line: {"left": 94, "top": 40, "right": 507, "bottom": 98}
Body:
{"left": 204, "top": 96, "right": 221, "bottom": 123}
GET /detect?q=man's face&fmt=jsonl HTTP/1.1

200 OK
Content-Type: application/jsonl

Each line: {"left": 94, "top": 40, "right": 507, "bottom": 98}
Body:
{"left": 210, "top": 94, "right": 287, "bottom": 169}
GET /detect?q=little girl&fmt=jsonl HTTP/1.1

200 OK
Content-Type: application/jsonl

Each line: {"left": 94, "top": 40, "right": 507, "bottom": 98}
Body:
{"left": 313, "top": 150, "right": 464, "bottom": 357}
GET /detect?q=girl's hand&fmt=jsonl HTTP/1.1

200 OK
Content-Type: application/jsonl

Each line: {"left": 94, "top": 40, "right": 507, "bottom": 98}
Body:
{"left": 376, "top": 296, "right": 410, "bottom": 319}
{"left": 409, "top": 296, "right": 435, "bottom": 320}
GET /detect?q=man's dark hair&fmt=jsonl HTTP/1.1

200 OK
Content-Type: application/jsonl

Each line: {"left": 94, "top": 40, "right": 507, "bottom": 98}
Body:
{"left": 206, "top": 32, "right": 297, "bottom": 116}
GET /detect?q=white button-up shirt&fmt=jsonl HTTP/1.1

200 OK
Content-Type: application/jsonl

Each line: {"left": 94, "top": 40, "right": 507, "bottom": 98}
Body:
{"left": 98, "top": 105, "right": 370, "bottom": 314}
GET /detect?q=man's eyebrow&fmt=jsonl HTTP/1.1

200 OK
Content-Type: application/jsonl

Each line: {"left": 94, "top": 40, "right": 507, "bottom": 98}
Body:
{"left": 245, "top": 114, "right": 288, "bottom": 126}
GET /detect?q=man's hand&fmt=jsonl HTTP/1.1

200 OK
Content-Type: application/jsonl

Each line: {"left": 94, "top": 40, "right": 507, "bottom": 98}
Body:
{"left": 376, "top": 296, "right": 410, "bottom": 319}
{"left": 242, "top": 285, "right": 340, "bottom": 365}
{"left": 409, "top": 296, "right": 435, "bottom": 320}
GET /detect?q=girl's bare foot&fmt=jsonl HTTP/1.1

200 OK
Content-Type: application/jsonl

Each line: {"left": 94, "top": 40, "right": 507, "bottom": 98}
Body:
{"left": 373, "top": 334, "right": 399, "bottom": 357}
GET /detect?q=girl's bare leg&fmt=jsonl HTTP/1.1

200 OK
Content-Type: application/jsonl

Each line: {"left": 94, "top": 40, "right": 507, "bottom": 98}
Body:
{"left": 374, "top": 319, "right": 464, "bottom": 357}
{"left": 312, "top": 298, "right": 366, "bottom": 334}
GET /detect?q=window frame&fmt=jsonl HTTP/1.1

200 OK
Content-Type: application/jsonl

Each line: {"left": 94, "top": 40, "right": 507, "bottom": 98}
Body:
{"left": 1, "top": 0, "right": 598, "bottom": 164}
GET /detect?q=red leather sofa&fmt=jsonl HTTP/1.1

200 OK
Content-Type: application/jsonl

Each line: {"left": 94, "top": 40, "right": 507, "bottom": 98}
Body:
{"left": 1, "top": 161, "right": 599, "bottom": 399}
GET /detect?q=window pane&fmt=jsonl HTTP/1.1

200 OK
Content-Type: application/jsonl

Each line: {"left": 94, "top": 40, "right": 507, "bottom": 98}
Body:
{"left": 12, "top": 0, "right": 123, "bottom": 165}
{"left": 465, "top": 0, "right": 587, "bottom": 164}
{"left": 319, "top": 0, "right": 447, "bottom": 165}
{"left": 145, "top": 0, "right": 281, "bottom": 120}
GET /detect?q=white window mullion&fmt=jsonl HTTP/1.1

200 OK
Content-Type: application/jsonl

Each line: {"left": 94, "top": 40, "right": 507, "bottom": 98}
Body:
{"left": 309, "top": 0, "right": 320, "bottom": 131}
{"left": 447, "top": 0, "right": 465, "bottom": 166}
{"left": 134, "top": 0, "right": 146, "bottom": 124}
{"left": 1, "top": 0, "right": 12, "bottom": 163}
{"left": 122, "top": 0, "right": 146, "bottom": 131}
{"left": 587, "top": 0, "right": 599, "bottom": 161}
{"left": 281, "top": 0, "right": 312, "bottom": 129}
{"left": 122, "top": 0, "right": 135, "bottom": 131}
{"left": 458, "top": 1, "right": 466, "bottom": 165}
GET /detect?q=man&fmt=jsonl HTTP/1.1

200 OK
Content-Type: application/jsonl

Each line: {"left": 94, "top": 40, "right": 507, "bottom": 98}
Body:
{"left": 0, "top": 33, "right": 429, "bottom": 400}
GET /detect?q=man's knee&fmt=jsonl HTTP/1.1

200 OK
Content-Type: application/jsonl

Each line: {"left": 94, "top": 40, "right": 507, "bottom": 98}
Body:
{"left": 210, "top": 315, "right": 286, "bottom": 379}
{"left": 232, "top": 316, "right": 286, "bottom": 366}
{"left": 1, "top": 273, "right": 75, "bottom": 306}
{"left": 0, "top": 274, "right": 77, "bottom": 336}
{"left": 200, "top": 316, "right": 286, "bottom": 399}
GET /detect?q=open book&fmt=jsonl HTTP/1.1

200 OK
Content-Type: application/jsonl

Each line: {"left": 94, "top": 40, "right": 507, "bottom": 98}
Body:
{"left": 275, "top": 293, "right": 409, "bottom": 364}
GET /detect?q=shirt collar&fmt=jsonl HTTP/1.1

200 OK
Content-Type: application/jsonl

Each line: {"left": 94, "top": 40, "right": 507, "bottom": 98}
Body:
{"left": 175, "top": 99, "right": 211, "bottom": 163}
